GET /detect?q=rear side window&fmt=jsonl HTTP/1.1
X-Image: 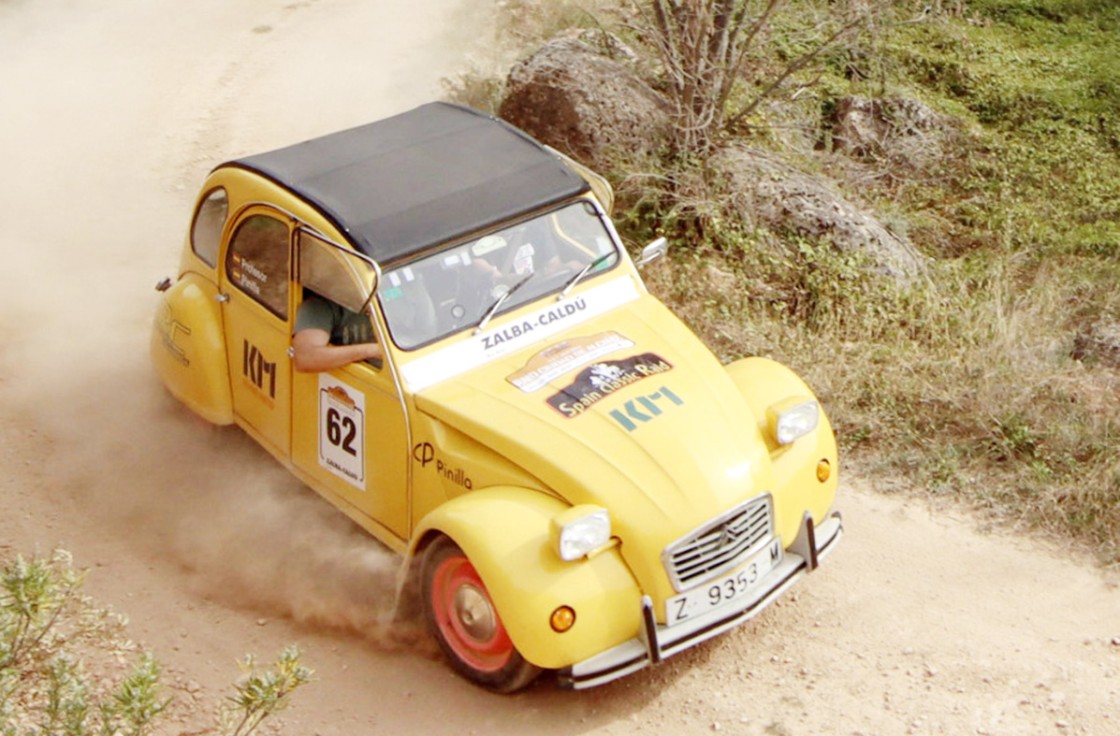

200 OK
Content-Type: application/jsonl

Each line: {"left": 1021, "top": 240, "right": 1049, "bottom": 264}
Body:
{"left": 227, "top": 215, "right": 290, "bottom": 319}
{"left": 191, "top": 188, "right": 228, "bottom": 267}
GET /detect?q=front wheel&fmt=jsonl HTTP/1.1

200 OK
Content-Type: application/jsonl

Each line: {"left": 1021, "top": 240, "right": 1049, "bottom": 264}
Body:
{"left": 421, "top": 536, "right": 541, "bottom": 693}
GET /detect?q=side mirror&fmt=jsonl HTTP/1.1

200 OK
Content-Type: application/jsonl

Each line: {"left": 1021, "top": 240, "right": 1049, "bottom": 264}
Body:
{"left": 635, "top": 237, "right": 668, "bottom": 268}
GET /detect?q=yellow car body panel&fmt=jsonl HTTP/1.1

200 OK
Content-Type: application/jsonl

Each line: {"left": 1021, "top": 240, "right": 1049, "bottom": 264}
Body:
{"left": 151, "top": 103, "right": 842, "bottom": 691}
{"left": 726, "top": 356, "right": 840, "bottom": 544}
{"left": 411, "top": 487, "right": 642, "bottom": 670}
{"left": 150, "top": 272, "right": 233, "bottom": 425}
{"left": 409, "top": 288, "right": 787, "bottom": 609}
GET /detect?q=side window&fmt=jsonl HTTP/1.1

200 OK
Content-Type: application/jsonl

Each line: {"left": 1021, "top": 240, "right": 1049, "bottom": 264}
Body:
{"left": 226, "top": 215, "right": 290, "bottom": 319}
{"left": 296, "top": 229, "right": 378, "bottom": 313}
{"left": 190, "top": 188, "right": 228, "bottom": 267}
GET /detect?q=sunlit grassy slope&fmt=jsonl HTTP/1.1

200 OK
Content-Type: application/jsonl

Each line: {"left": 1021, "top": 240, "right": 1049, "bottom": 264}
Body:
{"left": 646, "top": 0, "right": 1120, "bottom": 563}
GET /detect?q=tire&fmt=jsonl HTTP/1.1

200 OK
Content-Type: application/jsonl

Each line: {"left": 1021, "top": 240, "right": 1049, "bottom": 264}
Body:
{"left": 420, "top": 536, "right": 541, "bottom": 693}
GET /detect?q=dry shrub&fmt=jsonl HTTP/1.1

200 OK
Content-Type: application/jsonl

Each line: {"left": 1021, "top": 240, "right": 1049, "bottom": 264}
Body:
{"left": 645, "top": 246, "right": 1120, "bottom": 564}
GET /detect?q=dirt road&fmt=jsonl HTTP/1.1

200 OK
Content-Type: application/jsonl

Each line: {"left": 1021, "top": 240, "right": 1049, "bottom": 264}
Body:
{"left": 1, "top": 1, "right": 1117, "bottom": 734}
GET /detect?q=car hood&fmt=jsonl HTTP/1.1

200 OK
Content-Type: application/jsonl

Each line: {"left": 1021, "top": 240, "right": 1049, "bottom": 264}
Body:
{"left": 412, "top": 292, "right": 778, "bottom": 589}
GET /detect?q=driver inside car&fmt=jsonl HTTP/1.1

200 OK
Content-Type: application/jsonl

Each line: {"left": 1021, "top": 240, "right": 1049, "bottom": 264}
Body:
{"left": 470, "top": 225, "right": 582, "bottom": 296}
{"left": 291, "top": 292, "right": 383, "bottom": 372}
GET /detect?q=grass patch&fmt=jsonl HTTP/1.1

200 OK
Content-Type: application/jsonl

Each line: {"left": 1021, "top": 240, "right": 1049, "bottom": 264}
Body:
{"left": 644, "top": 239, "right": 1120, "bottom": 564}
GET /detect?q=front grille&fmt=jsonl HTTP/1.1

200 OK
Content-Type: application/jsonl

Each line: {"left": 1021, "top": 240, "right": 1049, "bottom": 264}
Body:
{"left": 663, "top": 495, "right": 774, "bottom": 591}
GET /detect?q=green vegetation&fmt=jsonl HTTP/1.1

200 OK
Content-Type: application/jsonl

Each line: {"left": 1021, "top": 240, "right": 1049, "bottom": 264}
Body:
{"left": 218, "top": 648, "right": 312, "bottom": 736}
{"left": 667, "top": 0, "right": 1120, "bottom": 563}
{"left": 1, "top": 550, "right": 312, "bottom": 736}
{"left": 465, "top": 0, "right": 1120, "bottom": 563}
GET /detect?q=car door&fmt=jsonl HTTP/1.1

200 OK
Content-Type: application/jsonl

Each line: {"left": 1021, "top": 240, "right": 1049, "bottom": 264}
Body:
{"left": 289, "top": 229, "right": 410, "bottom": 542}
{"left": 219, "top": 206, "right": 294, "bottom": 458}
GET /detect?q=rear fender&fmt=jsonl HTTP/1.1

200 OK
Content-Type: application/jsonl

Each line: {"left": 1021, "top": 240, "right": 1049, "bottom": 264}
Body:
{"left": 410, "top": 487, "right": 642, "bottom": 670}
{"left": 150, "top": 273, "right": 233, "bottom": 425}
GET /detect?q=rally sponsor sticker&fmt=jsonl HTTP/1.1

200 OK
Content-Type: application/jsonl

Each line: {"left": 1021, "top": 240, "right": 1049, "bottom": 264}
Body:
{"left": 400, "top": 276, "right": 641, "bottom": 392}
{"left": 318, "top": 374, "right": 365, "bottom": 490}
{"left": 547, "top": 352, "right": 674, "bottom": 418}
{"left": 506, "top": 332, "right": 635, "bottom": 393}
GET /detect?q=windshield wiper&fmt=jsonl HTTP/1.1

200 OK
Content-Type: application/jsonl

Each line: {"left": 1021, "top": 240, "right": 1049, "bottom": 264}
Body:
{"left": 560, "top": 251, "right": 617, "bottom": 298}
{"left": 475, "top": 273, "right": 534, "bottom": 333}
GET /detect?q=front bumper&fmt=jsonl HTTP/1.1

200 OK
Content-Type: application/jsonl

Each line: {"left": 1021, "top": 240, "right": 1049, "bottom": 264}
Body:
{"left": 557, "top": 510, "right": 842, "bottom": 689}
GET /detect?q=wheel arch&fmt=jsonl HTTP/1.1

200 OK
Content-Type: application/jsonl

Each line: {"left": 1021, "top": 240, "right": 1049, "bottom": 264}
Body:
{"left": 150, "top": 272, "right": 233, "bottom": 425}
{"left": 407, "top": 486, "right": 642, "bottom": 670}
{"left": 725, "top": 356, "right": 839, "bottom": 542}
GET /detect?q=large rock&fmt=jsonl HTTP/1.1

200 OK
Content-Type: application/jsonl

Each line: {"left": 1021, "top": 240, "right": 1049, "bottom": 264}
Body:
{"left": 828, "top": 95, "right": 958, "bottom": 170}
{"left": 497, "top": 37, "right": 925, "bottom": 283}
{"left": 1073, "top": 320, "right": 1120, "bottom": 369}
{"left": 499, "top": 30, "right": 671, "bottom": 170}
{"left": 711, "top": 145, "right": 926, "bottom": 282}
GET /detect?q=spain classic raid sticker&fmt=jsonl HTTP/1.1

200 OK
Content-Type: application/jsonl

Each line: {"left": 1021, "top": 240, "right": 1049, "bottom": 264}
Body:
{"left": 318, "top": 374, "right": 365, "bottom": 490}
{"left": 506, "top": 332, "right": 635, "bottom": 393}
{"left": 547, "top": 353, "right": 674, "bottom": 418}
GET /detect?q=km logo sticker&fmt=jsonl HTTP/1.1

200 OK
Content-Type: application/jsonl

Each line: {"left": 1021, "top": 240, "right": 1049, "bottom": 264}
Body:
{"left": 243, "top": 340, "right": 276, "bottom": 399}
{"left": 609, "top": 386, "right": 684, "bottom": 431}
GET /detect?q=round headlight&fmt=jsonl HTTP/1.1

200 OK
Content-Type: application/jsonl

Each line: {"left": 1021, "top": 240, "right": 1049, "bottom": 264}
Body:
{"left": 550, "top": 506, "right": 611, "bottom": 561}
{"left": 769, "top": 399, "right": 820, "bottom": 446}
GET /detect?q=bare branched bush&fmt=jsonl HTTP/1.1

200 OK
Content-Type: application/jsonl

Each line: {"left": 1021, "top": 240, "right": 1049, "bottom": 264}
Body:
{"left": 624, "top": 0, "right": 872, "bottom": 154}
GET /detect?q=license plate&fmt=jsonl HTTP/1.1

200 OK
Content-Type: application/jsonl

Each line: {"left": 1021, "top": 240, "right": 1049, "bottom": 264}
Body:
{"left": 666, "top": 538, "right": 783, "bottom": 625}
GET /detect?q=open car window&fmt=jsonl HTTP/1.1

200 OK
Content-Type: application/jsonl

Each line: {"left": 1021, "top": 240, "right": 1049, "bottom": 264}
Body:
{"left": 296, "top": 228, "right": 379, "bottom": 314}
{"left": 378, "top": 200, "right": 620, "bottom": 350}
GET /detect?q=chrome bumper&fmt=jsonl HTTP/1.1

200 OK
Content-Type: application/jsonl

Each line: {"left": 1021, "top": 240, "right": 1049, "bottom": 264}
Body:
{"left": 557, "top": 510, "right": 842, "bottom": 689}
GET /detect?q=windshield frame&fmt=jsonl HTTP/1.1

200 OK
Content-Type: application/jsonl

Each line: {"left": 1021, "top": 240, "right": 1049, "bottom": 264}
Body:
{"left": 377, "top": 198, "right": 624, "bottom": 352}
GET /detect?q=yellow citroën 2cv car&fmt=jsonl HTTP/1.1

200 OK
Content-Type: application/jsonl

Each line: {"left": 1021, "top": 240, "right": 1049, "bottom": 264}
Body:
{"left": 152, "top": 102, "right": 842, "bottom": 692}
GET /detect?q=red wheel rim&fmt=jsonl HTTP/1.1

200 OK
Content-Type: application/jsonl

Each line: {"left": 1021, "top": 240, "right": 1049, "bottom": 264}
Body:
{"left": 430, "top": 554, "right": 514, "bottom": 673}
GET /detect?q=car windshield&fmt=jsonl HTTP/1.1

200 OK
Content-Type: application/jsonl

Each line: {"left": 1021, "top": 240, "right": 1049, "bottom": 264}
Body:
{"left": 378, "top": 200, "right": 620, "bottom": 350}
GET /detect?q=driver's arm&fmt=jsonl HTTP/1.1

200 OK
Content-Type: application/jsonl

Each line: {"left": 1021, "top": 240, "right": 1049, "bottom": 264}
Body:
{"left": 292, "top": 328, "right": 382, "bottom": 372}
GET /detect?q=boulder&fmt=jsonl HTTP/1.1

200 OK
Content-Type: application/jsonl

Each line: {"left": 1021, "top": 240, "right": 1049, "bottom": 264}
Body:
{"left": 711, "top": 145, "right": 926, "bottom": 282}
{"left": 828, "top": 95, "right": 957, "bottom": 170}
{"left": 499, "top": 30, "right": 671, "bottom": 170}
{"left": 1073, "top": 320, "right": 1120, "bottom": 369}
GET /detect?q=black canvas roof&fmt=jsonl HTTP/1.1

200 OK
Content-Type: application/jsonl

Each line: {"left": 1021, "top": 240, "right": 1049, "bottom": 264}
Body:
{"left": 228, "top": 102, "right": 590, "bottom": 265}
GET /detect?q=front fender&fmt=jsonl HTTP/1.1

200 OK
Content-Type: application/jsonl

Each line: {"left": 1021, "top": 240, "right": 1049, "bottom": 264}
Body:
{"left": 150, "top": 272, "right": 232, "bottom": 425}
{"left": 410, "top": 487, "right": 642, "bottom": 670}
{"left": 725, "top": 357, "right": 839, "bottom": 545}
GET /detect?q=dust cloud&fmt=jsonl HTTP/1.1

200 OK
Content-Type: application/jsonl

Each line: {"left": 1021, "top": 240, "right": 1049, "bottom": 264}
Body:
{"left": 0, "top": 194, "right": 412, "bottom": 645}
{"left": 7, "top": 337, "right": 422, "bottom": 647}
{"left": 0, "top": 185, "right": 412, "bottom": 646}
{"left": 0, "top": 0, "right": 496, "bottom": 655}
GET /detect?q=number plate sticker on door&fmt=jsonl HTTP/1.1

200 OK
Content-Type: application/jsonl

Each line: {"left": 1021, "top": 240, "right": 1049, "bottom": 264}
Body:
{"left": 318, "top": 374, "right": 365, "bottom": 490}
{"left": 666, "top": 538, "right": 783, "bottom": 625}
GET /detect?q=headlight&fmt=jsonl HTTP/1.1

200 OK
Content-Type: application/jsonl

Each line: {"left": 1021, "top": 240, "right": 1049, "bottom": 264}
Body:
{"left": 550, "top": 506, "right": 611, "bottom": 561}
{"left": 767, "top": 398, "right": 820, "bottom": 446}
